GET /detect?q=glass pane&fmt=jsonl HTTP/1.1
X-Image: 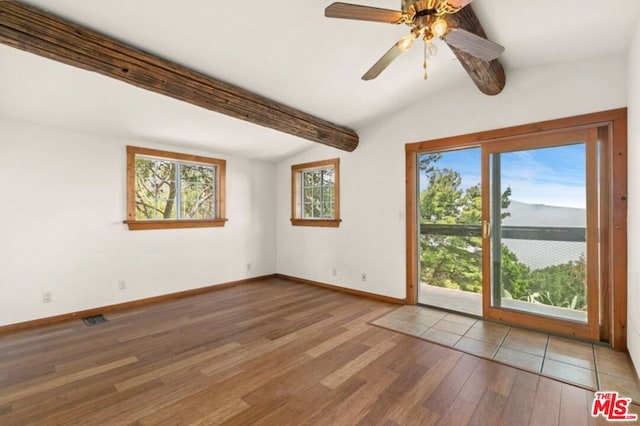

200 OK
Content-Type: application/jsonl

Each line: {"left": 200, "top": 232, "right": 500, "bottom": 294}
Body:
{"left": 323, "top": 187, "right": 334, "bottom": 201}
{"left": 324, "top": 202, "right": 334, "bottom": 218}
{"left": 303, "top": 170, "right": 320, "bottom": 188}
{"left": 303, "top": 202, "right": 313, "bottom": 218}
{"left": 312, "top": 196, "right": 321, "bottom": 218}
{"left": 418, "top": 148, "right": 482, "bottom": 316}
{"left": 180, "top": 163, "right": 215, "bottom": 219}
{"left": 323, "top": 187, "right": 334, "bottom": 214}
{"left": 301, "top": 167, "right": 334, "bottom": 219}
{"left": 491, "top": 143, "right": 587, "bottom": 322}
{"left": 323, "top": 168, "right": 334, "bottom": 184}
{"left": 134, "top": 157, "right": 177, "bottom": 220}
{"left": 304, "top": 187, "right": 313, "bottom": 203}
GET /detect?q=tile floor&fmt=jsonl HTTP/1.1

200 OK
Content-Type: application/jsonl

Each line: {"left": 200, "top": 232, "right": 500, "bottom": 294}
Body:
{"left": 371, "top": 304, "right": 640, "bottom": 403}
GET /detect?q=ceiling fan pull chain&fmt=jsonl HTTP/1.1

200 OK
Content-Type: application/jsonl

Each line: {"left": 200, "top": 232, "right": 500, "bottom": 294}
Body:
{"left": 423, "top": 40, "right": 428, "bottom": 80}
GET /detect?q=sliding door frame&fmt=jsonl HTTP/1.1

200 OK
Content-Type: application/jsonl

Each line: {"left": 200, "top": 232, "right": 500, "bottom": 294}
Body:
{"left": 481, "top": 128, "right": 599, "bottom": 341}
{"left": 405, "top": 108, "right": 627, "bottom": 350}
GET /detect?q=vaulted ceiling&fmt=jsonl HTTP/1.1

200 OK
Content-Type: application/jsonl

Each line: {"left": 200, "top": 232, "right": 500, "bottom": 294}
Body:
{"left": 1, "top": 0, "right": 640, "bottom": 160}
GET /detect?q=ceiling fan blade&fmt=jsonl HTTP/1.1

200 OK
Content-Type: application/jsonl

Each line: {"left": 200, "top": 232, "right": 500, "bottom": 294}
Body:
{"left": 362, "top": 44, "right": 403, "bottom": 80}
{"left": 443, "top": 28, "right": 505, "bottom": 61}
{"left": 325, "top": 2, "right": 403, "bottom": 23}
{"left": 446, "top": 0, "right": 474, "bottom": 8}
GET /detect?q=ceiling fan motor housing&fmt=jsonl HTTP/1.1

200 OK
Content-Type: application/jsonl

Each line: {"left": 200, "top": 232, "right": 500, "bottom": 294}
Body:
{"left": 401, "top": 0, "right": 440, "bottom": 13}
{"left": 402, "top": 0, "right": 451, "bottom": 33}
{"left": 400, "top": 0, "right": 447, "bottom": 13}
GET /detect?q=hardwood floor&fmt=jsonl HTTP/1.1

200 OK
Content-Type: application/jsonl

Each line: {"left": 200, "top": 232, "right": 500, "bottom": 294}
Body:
{"left": 0, "top": 277, "right": 637, "bottom": 425}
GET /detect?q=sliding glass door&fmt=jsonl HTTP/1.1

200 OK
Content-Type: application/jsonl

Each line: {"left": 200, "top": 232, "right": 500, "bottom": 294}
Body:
{"left": 416, "top": 128, "right": 601, "bottom": 339}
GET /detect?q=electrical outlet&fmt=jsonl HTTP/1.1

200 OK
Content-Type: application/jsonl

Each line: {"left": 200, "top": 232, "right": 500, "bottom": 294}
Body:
{"left": 332, "top": 268, "right": 337, "bottom": 276}
{"left": 42, "top": 292, "right": 52, "bottom": 303}
{"left": 361, "top": 273, "right": 367, "bottom": 282}
{"left": 118, "top": 280, "right": 127, "bottom": 290}
{"left": 246, "top": 263, "right": 252, "bottom": 271}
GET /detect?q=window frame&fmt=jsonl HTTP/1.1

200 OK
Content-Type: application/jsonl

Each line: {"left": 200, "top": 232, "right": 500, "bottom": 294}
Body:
{"left": 125, "top": 146, "right": 226, "bottom": 230}
{"left": 290, "top": 158, "right": 340, "bottom": 227}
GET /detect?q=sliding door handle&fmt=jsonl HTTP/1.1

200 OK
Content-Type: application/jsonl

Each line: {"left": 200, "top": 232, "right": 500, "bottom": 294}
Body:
{"left": 482, "top": 220, "right": 491, "bottom": 238}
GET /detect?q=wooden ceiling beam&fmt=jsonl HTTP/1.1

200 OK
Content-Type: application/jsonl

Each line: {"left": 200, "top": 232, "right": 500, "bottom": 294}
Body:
{"left": 0, "top": 2, "right": 359, "bottom": 151}
{"left": 446, "top": 5, "right": 506, "bottom": 96}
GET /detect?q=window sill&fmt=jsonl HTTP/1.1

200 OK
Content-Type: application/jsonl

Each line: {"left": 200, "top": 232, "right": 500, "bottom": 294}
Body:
{"left": 124, "top": 219, "right": 228, "bottom": 231}
{"left": 290, "top": 218, "right": 341, "bottom": 228}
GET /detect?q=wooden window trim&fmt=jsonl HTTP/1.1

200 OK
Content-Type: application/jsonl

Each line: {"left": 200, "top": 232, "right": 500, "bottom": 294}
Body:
{"left": 126, "top": 146, "right": 227, "bottom": 230}
{"left": 291, "top": 158, "right": 340, "bottom": 228}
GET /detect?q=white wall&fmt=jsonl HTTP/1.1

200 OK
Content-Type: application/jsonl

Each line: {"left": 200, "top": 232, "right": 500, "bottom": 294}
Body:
{"left": 0, "top": 118, "right": 276, "bottom": 326}
{"left": 1, "top": 52, "right": 633, "bottom": 340}
{"left": 276, "top": 55, "right": 628, "bottom": 300}
{"left": 627, "top": 17, "right": 640, "bottom": 377}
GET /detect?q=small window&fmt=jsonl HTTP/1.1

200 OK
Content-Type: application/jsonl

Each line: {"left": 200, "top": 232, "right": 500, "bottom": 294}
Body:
{"left": 126, "top": 146, "right": 226, "bottom": 230}
{"left": 291, "top": 158, "right": 340, "bottom": 227}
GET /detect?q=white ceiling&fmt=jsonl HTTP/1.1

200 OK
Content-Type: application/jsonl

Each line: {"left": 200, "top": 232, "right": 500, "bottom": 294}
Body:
{"left": 1, "top": 0, "right": 640, "bottom": 160}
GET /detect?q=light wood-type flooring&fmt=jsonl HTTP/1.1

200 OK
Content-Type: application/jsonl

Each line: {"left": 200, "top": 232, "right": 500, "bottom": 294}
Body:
{"left": 0, "top": 277, "right": 638, "bottom": 425}
{"left": 373, "top": 305, "right": 640, "bottom": 402}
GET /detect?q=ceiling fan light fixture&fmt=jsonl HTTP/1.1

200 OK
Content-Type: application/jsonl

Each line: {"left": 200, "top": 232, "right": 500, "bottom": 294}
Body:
{"left": 396, "top": 33, "right": 417, "bottom": 52}
{"left": 431, "top": 18, "right": 448, "bottom": 37}
{"left": 425, "top": 40, "right": 437, "bottom": 57}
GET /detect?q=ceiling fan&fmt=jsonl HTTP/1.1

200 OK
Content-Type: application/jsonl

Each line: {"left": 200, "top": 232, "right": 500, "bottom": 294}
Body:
{"left": 324, "top": 0, "right": 505, "bottom": 81}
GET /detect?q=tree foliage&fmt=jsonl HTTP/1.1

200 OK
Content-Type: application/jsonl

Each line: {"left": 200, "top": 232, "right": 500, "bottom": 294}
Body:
{"left": 135, "top": 157, "right": 215, "bottom": 220}
{"left": 527, "top": 254, "right": 586, "bottom": 309}
{"left": 419, "top": 155, "right": 587, "bottom": 311}
{"left": 302, "top": 168, "right": 334, "bottom": 219}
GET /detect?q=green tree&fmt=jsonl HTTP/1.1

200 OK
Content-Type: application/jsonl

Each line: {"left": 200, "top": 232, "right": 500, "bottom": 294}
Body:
{"left": 180, "top": 163, "right": 215, "bottom": 219}
{"left": 302, "top": 168, "right": 334, "bottom": 218}
{"left": 419, "top": 161, "right": 481, "bottom": 293}
{"left": 135, "top": 157, "right": 176, "bottom": 219}
{"left": 499, "top": 245, "right": 531, "bottom": 299}
{"left": 134, "top": 158, "right": 215, "bottom": 220}
{"left": 528, "top": 254, "right": 586, "bottom": 310}
{"left": 419, "top": 153, "right": 588, "bottom": 313}
{"left": 419, "top": 155, "right": 514, "bottom": 294}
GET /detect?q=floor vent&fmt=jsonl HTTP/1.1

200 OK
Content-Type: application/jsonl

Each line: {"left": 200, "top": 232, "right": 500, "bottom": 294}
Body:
{"left": 82, "top": 314, "right": 107, "bottom": 326}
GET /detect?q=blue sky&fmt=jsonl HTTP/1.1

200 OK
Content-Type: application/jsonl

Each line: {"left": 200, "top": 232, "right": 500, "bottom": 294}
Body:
{"left": 419, "top": 144, "right": 586, "bottom": 209}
